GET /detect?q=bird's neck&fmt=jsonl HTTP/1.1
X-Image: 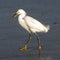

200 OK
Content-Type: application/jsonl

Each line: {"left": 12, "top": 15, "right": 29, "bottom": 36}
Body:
{"left": 19, "top": 13, "right": 26, "bottom": 19}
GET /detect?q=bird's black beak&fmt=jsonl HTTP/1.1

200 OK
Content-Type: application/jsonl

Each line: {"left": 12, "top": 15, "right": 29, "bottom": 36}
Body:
{"left": 12, "top": 12, "right": 17, "bottom": 18}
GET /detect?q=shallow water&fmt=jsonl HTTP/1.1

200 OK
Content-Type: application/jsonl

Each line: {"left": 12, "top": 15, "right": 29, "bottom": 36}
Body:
{"left": 0, "top": 0, "right": 60, "bottom": 60}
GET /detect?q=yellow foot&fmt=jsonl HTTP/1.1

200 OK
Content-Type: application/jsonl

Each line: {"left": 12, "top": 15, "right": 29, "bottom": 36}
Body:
{"left": 19, "top": 45, "right": 28, "bottom": 51}
{"left": 37, "top": 46, "right": 42, "bottom": 51}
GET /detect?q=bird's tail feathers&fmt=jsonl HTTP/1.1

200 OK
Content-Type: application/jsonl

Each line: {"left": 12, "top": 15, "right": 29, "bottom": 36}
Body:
{"left": 45, "top": 25, "right": 50, "bottom": 32}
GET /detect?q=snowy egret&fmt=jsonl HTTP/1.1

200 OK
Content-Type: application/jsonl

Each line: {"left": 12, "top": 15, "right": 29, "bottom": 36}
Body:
{"left": 13, "top": 9, "right": 50, "bottom": 54}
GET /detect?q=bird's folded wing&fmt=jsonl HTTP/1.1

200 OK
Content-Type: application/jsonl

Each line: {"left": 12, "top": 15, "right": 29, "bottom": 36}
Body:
{"left": 25, "top": 16, "right": 45, "bottom": 30}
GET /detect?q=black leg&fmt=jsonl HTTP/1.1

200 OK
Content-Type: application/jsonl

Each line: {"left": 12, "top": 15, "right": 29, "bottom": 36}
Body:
{"left": 19, "top": 33, "right": 32, "bottom": 51}
{"left": 35, "top": 33, "right": 42, "bottom": 56}
{"left": 25, "top": 33, "right": 32, "bottom": 45}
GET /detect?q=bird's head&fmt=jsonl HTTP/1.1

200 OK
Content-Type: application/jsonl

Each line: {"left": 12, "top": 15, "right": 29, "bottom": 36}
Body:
{"left": 12, "top": 9, "right": 26, "bottom": 17}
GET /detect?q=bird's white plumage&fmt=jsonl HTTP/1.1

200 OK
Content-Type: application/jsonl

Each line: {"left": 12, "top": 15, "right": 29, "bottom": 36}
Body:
{"left": 16, "top": 9, "right": 50, "bottom": 33}
{"left": 24, "top": 16, "right": 50, "bottom": 33}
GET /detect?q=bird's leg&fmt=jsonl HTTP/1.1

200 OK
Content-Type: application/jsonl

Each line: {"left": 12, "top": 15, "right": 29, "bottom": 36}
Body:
{"left": 20, "top": 33, "right": 32, "bottom": 51}
{"left": 35, "top": 33, "right": 42, "bottom": 56}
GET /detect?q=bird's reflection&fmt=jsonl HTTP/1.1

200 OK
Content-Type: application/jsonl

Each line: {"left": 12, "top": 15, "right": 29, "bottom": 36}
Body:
{"left": 17, "top": 49, "right": 52, "bottom": 60}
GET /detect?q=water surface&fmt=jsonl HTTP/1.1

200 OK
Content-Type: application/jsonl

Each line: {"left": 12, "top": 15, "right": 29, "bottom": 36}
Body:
{"left": 0, "top": 0, "right": 60, "bottom": 60}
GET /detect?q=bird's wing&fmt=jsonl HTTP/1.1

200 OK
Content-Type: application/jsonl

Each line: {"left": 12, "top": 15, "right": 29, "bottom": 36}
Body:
{"left": 25, "top": 16, "right": 45, "bottom": 30}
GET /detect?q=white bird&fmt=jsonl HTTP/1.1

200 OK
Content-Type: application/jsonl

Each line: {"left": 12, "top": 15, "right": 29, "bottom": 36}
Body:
{"left": 13, "top": 9, "right": 50, "bottom": 54}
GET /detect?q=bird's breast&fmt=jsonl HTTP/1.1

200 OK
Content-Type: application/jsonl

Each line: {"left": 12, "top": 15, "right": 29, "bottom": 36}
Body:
{"left": 18, "top": 18, "right": 31, "bottom": 33}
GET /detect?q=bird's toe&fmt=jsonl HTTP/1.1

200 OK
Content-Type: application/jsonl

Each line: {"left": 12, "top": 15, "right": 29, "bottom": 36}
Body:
{"left": 19, "top": 45, "right": 28, "bottom": 51}
{"left": 37, "top": 46, "right": 43, "bottom": 51}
